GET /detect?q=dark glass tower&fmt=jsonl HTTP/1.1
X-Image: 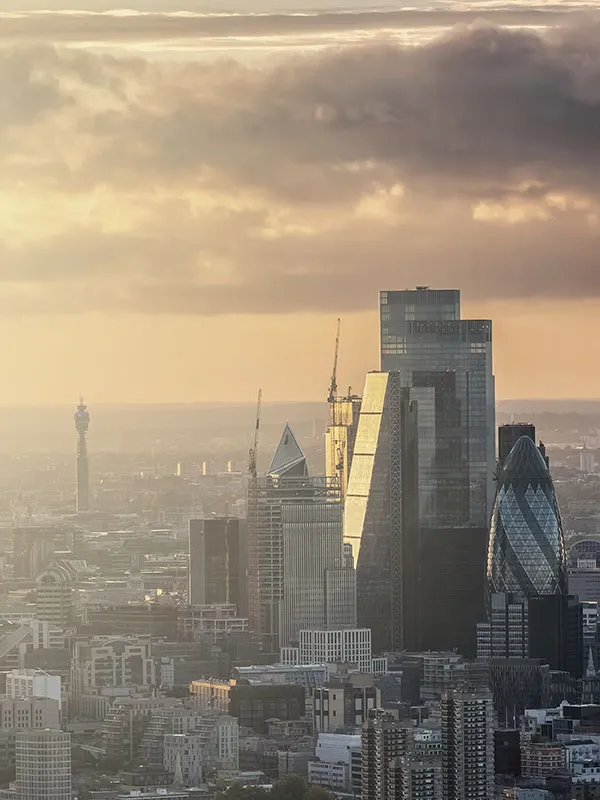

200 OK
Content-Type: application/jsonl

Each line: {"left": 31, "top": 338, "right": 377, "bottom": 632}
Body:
{"left": 487, "top": 435, "right": 567, "bottom": 602}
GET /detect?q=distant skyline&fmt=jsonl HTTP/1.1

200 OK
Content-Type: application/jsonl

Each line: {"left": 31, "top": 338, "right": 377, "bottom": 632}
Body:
{"left": 1, "top": 3, "right": 599, "bottom": 404}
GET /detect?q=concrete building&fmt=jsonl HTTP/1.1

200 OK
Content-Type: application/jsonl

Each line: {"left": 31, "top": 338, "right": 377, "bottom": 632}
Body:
{"left": 361, "top": 709, "right": 412, "bottom": 800}
{"left": 5, "top": 671, "right": 61, "bottom": 704}
{"left": 233, "top": 663, "right": 328, "bottom": 689}
{"left": 163, "top": 733, "right": 203, "bottom": 786}
{"left": 390, "top": 755, "right": 442, "bottom": 800}
{"left": 520, "top": 742, "right": 566, "bottom": 778}
{"left": 298, "top": 629, "right": 372, "bottom": 673}
{"left": 35, "top": 563, "right": 75, "bottom": 630}
{"left": 441, "top": 686, "right": 494, "bottom": 800}
{"left": 313, "top": 676, "right": 380, "bottom": 733}
{"left": 308, "top": 732, "right": 361, "bottom": 792}
{"left": 15, "top": 729, "right": 71, "bottom": 800}
{"left": 0, "top": 698, "right": 60, "bottom": 732}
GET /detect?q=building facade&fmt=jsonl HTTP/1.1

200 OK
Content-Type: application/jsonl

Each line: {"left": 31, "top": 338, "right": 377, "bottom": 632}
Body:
{"left": 487, "top": 434, "right": 567, "bottom": 602}
{"left": 361, "top": 709, "right": 411, "bottom": 800}
{"left": 441, "top": 686, "right": 494, "bottom": 800}
{"left": 188, "top": 517, "right": 246, "bottom": 613}
{"left": 344, "top": 371, "right": 419, "bottom": 653}
{"left": 298, "top": 629, "right": 372, "bottom": 673}
{"left": 15, "top": 729, "right": 71, "bottom": 800}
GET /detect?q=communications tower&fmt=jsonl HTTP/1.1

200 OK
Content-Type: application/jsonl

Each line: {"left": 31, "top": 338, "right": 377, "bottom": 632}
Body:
{"left": 74, "top": 398, "right": 90, "bottom": 512}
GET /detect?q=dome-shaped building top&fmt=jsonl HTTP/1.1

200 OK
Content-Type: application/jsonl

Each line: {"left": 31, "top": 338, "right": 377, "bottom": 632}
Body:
{"left": 487, "top": 435, "right": 566, "bottom": 600}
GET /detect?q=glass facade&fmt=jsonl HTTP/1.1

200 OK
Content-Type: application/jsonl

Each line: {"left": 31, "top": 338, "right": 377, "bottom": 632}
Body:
{"left": 380, "top": 288, "right": 495, "bottom": 528}
{"left": 344, "top": 372, "right": 420, "bottom": 653}
{"left": 487, "top": 435, "right": 567, "bottom": 601}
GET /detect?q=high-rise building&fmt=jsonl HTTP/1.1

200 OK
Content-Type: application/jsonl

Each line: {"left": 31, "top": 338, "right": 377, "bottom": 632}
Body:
{"left": 487, "top": 435, "right": 567, "bottom": 602}
{"left": 247, "top": 424, "right": 351, "bottom": 653}
{"left": 74, "top": 398, "right": 90, "bottom": 513}
{"left": 379, "top": 288, "right": 495, "bottom": 527}
{"left": 498, "top": 423, "right": 536, "bottom": 468}
{"left": 344, "top": 371, "right": 419, "bottom": 653}
{"left": 378, "top": 288, "right": 494, "bottom": 657}
{"left": 188, "top": 517, "right": 246, "bottom": 614}
{"left": 390, "top": 755, "right": 442, "bottom": 800}
{"left": 361, "top": 709, "right": 412, "bottom": 800}
{"left": 441, "top": 686, "right": 494, "bottom": 800}
{"left": 325, "top": 394, "right": 362, "bottom": 502}
{"left": 15, "top": 729, "right": 71, "bottom": 800}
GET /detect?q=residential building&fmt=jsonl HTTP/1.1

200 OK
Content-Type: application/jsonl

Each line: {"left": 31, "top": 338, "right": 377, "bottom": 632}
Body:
{"left": 308, "top": 732, "right": 361, "bottom": 793}
{"left": 441, "top": 686, "right": 494, "bottom": 800}
{"left": 163, "top": 733, "right": 203, "bottom": 786}
{"left": 390, "top": 755, "right": 442, "bottom": 800}
{"left": 15, "top": 729, "right": 71, "bottom": 800}
{"left": 344, "top": 371, "right": 419, "bottom": 653}
{"left": 361, "top": 709, "right": 411, "bottom": 800}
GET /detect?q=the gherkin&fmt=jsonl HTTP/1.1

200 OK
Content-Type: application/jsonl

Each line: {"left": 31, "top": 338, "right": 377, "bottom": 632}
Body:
{"left": 487, "top": 435, "right": 566, "bottom": 601}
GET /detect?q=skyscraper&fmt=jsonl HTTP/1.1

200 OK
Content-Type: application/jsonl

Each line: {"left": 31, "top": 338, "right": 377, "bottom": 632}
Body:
{"left": 487, "top": 435, "right": 567, "bottom": 601}
{"left": 344, "top": 371, "right": 419, "bottom": 653}
{"left": 378, "top": 288, "right": 494, "bottom": 656}
{"left": 74, "top": 398, "right": 90, "bottom": 513}
{"left": 247, "top": 424, "right": 351, "bottom": 653}
{"left": 188, "top": 517, "right": 246, "bottom": 613}
{"left": 498, "top": 423, "right": 536, "bottom": 468}
{"left": 16, "top": 729, "right": 71, "bottom": 800}
{"left": 379, "top": 288, "right": 495, "bottom": 527}
{"left": 441, "top": 686, "right": 494, "bottom": 800}
{"left": 361, "top": 709, "right": 412, "bottom": 800}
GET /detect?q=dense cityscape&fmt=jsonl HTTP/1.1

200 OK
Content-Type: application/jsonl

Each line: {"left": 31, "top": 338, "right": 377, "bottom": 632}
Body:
{"left": 0, "top": 288, "right": 599, "bottom": 800}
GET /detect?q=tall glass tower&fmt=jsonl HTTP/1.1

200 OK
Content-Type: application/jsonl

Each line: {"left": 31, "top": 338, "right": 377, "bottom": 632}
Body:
{"left": 487, "top": 435, "right": 567, "bottom": 601}
{"left": 380, "top": 288, "right": 495, "bottom": 527}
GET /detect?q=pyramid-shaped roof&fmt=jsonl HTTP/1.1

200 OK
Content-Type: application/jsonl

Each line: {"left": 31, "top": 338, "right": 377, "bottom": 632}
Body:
{"left": 267, "top": 423, "right": 308, "bottom": 477}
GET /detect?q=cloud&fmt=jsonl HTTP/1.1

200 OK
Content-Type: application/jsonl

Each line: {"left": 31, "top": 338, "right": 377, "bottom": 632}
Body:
{"left": 3, "top": 20, "right": 600, "bottom": 316}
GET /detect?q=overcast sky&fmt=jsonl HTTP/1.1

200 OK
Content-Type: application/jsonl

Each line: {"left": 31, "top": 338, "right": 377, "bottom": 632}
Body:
{"left": 0, "top": 3, "right": 599, "bottom": 403}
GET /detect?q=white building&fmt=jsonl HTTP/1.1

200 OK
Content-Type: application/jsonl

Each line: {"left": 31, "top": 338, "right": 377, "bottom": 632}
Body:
{"left": 308, "top": 732, "right": 361, "bottom": 792}
{"left": 15, "top": 729, "right": 71, "bottom": 800}
{"left": 6, "top": 671, "right": 61, "bottom": 704}
{"left": 164, "top": 733, "right": 203, "bottom": 786}
{"left": 299, "top": 629, "right": 372, "bottom": 673}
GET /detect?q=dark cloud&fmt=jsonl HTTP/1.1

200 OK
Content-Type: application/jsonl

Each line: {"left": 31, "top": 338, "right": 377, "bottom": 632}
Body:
{"left": 2, "top": 21, "right": 600, "bottom": 315}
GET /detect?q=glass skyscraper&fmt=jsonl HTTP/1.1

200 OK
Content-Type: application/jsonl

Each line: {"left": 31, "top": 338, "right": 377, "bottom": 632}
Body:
{"left": 344, "top": 372, "right": 419, "bottom": 653}
{"left": 380, "top": 288, "right": 495, "bottom": 527}
{"left": 487, "top": 434, "right": 567, "bottom": 601}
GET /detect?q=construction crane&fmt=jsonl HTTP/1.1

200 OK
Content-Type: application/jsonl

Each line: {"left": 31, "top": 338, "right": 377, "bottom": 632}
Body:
{"left": 328, "top": 318, "right": 341, "bottom": 407}
{"left": 249, "top": 389, "right": 262, "bottom": 479}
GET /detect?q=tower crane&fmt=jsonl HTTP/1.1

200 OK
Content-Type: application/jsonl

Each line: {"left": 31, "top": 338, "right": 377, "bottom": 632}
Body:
{"left": 249, "top": 389, "right": 262, "bottom": 479}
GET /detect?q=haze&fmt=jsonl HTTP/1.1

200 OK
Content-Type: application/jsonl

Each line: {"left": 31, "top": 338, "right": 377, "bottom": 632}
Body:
{"left": 1, "top": 0, "right": 599, "bottom": 404}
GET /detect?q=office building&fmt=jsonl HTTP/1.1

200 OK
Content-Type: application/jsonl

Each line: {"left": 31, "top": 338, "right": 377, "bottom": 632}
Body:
{"left": 325, "top": 393, "right": 362, "bottom": 502}
{"left": 487, "top": 434, "right": 567, "bottom": 602}
{"left": 188, "top": 517, "right": 246, "bottom": 613}
{"left": 15, "top": 729, "right": 71, "bottom": 800}
{"left": 74, "top": 397, "right": 90, "bottom": 513}
{"left": 314, "top": 677, "right": 380, "bottom": 733}
{"left": 378, "top": 288, "right": 494, "bottom": 656}
{"left": 299, "top": 629, "right": 372, "bottom": 672}
{"left": 229, "top": 682, "right": 305, "bottom": 734}
{"left": 498, "top": 423, "right": 536, "bottom": 467}
{"left": 441, "top": 686, "right": 494, "bottom": 800}
{"left": 35, "top": 563, "right": 74, "bottom": 630}
{"left": 344, "top": 371, "right": 419, "bottom": 653}
{"left": 361, "top": 709, "right": 411, "bottom": 800}
{"left": 379, "top": 288, "right": 495, "bottom": 528}
{"left": 6, "top": 671, "right": 61, "bottom": 704}
{"left": 308, "top": 732, "right": 361, "bottom": 793}
{"left": 280, "top": 497, "right": 354, "bottom": 647}
{"left": 247, "top": 424, "right": 348, "bottom": 653}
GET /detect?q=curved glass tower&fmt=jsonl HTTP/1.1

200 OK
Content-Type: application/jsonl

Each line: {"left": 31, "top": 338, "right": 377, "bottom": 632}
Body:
{"left": 487, "top": 435, "right": 566, "bottom": 600}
